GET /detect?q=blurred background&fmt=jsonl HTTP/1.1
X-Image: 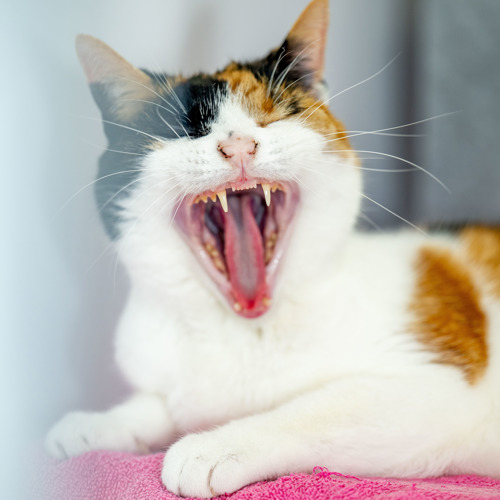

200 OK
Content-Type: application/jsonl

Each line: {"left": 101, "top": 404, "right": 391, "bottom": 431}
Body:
{"left": 2, "top": 0, "right": 499, "bottom": 496}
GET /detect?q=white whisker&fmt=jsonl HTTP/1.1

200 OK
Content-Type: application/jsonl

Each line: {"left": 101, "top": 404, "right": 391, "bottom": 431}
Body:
{"left": 113, "top": 182, "right": 184, "bottom": 287}
{"left": 120, "top": 76, "right": 180, "bottom": 116}
{"left": 98, "top": 172, "right": 176, "bottom": 214}
{"left": 272, "top": 40, "right": 319, "bottom": 96}
{"left": 343, "top": 149, "right": 450, "bottom": 192}
{"left": 297, "top": 53, "right": 401, "bottom": 123}
{"left": 274, "top": 72, "right": 316, "bottom": 103}
{"left": 360, "top": 192, "right": 427, "bottom": 235}
{"left": 357, "top": 212, "right": 383, "bottom": 232}
{"left": 80, "top": 139, "right": 143, "bottom": 156}
{"left": 267, "top": 47, "right": 287, "bottom": 97}
{"left": 121, "top": 98, "right": 179, "bottom": 119}
{"left": 53, "top": 169, "right": 141, "bottom": 217}
{"left": 156, "top": 107, "right": 182, "bottom": 140}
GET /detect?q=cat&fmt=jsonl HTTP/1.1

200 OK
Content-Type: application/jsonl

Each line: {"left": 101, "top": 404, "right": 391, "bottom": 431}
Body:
{"left": 45, "top": 0, "right": 500, "bottom": 497}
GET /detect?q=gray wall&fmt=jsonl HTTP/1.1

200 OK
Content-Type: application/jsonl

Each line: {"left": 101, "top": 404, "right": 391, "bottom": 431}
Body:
{"left": 413, "top": 0, "right": 500, "bottom": 225}
{"left": 2, "top": 0, "right": 499, "bottom": 496}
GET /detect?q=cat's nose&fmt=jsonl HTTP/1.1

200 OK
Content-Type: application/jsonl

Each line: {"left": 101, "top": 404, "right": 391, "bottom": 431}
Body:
{"left": 217, "top": 135, "right": 258, "bottom": 164}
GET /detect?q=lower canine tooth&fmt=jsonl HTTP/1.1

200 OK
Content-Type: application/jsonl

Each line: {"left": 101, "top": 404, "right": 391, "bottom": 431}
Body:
{"left": 217, "top": 190, "right": 228, "bottom": 212}
{"left": 262, "top": 183, "right": 271, "bottom": 206}
{"left": 233, "top": 302, "right": 242, "bottom": 312}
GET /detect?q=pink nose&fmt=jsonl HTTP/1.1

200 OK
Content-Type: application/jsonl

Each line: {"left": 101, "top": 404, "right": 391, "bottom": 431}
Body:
{"left": 218, "top": 135, "right": 258, "bottom": 162}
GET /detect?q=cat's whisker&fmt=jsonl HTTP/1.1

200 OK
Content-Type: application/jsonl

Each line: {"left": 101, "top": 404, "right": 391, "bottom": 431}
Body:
{"left": 98, "top": 172, "right": 177, "bottom": 214}
{"left": 52, "top": 169, "right": 141, "bottom": 217}
{"left": 342, "top": 149, "right": 450, "bottom": 193}
{"left": 296, "top": 53, "right": 401, "bottom": 124}
{"left": 91, "top": 180, "right": 179, "bottom": 277}
{"left": 120, "top": 76, "right": 181, "bottom": 117}
{"left": 306, "top": 161, "right": 417, "bottom": 173}
{"left": 272, "top": 40, "right": 319, "bottom": 97}
{"left": 360, "top": 192, "right": 427, "bottom": 235}
{"left": 156, "top": 108, "right": 182, "bottom": 140}
{"left": 357, "top": 212, "right": 383, "bottom": 232}
{"left": 121, "top": 98, "right": 180, "bottom": 119}
{"left": 80, "top": 139, "right": 143, "bottom": 156}
{"left": 113, "top": 182, "right": 184, "bottom": 287}
{"left": 294, "top": 159, "right": 415, "bottom": 176}
{"left": 149, "top": 63, "right": 188, "bottom": 118}
{"left": 322, "top": 111, "right": 459, "bottom": 140}
{"left": 175, "top": 117, "right": 192, "bottom": 140}
{"left": 87, "top": 116, "right": 166, "bottom": 143}
{"left": 274, "top": 72, "right": 316, "bottom": 104}
{"left": 288, "top": 171, "right": 316, "bottom": 195}
{"left": 324, "top": 131, "right": 423, "bottom": 141}
{"left": 267, "top": 47, "right": 288, "bottom": 97}
{"left": 167, "top": 191, "right": 189, "bottom": 229}
{"left": 296, "top": 146, "right": 448, "bottom": 191}
{"left": 84, "top": 239, "right": 116, "bottom": 275}
{"left": 162, "top": 77, "right": 188, "bottom": 116}
{"left": 122, "top": 77, "right": 181, "bottom": 112}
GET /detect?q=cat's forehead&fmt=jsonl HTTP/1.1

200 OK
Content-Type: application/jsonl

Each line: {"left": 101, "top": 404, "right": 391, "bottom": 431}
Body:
{"left": 160, "top": 62, "right": 331, "bottom": 136}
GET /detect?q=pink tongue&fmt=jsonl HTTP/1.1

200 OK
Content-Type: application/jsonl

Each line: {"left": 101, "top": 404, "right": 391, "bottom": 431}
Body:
{"left": 224, "top": 195, "right": 267, "bottom": 311}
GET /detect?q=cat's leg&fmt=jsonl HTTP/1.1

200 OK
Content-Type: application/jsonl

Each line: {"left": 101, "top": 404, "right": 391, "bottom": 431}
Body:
{"left": 45, "top": 392, "right": 175, "bottom": 459}
{"left": 162, "top": 372, "right": 492, "bottom": 498}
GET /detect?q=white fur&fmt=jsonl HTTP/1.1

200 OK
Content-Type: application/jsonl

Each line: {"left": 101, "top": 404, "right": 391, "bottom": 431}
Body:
{"left": 46, "top": 94, "right": 500, "bottom": 497}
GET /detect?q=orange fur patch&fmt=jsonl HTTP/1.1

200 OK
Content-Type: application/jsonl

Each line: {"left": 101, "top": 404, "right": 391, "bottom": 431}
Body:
{"left": 409, "top": 246, "right": 488, "bottom": 384}
{"left": 216, "top": 65, "right": 352, "bottom": 156}
{"left": 461, "top": 226, "right": 500, "bottom": 298}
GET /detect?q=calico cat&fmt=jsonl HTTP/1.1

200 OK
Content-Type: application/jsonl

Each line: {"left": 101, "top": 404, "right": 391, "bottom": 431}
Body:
{"left": 45, "top": 0, "right": 500, "bottom": 497}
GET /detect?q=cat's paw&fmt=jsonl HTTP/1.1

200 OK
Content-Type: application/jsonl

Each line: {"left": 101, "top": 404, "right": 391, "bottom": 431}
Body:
{"left": 45, "top": 411, "right": 150, "bottom": 459}
{"left": 162, "top": 430, "right": 270, "bottom": 498}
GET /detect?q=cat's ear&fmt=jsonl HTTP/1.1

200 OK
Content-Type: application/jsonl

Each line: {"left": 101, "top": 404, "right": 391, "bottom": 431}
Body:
{"left": 278, "top": 0, "right": 329, "bottom": 97}
{"left": 75, "top": 34, "right": 154, "bottom": 121}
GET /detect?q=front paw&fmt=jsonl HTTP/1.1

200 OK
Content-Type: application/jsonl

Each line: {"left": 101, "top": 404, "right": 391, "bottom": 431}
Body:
{"left": 45, "top": 411, "right": 149, "bottom": 459}
{"left": 162, "top": 431, "right": 265, "bottom": 498}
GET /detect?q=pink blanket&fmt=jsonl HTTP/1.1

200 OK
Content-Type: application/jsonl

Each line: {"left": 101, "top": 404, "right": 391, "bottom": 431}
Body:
{"left": 33, "top": 450, "right": 500, "bottom": 499}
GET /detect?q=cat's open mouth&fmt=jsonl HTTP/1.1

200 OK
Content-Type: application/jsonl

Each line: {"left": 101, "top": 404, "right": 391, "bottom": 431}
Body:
{"left": 173, "top": 181, "right": 300, "bottom": 318}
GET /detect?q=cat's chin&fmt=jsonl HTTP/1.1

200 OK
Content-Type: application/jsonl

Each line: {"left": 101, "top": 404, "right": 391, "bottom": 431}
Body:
{"left": 173, "top": 180, "right": 300, "bottom": 318}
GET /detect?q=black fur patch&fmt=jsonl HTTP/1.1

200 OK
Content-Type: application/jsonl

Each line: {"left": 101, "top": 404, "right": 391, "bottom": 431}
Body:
{"left": 231, "top": 39, "right": 315, "bottom": 99}
{"left": 89, "top": 75, "right": 228, "bottom": 239}
{"left": 148, "top": 73, "right": 229, "bottom": 139}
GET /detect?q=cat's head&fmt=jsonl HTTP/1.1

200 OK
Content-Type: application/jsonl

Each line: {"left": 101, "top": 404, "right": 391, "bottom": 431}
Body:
{"left": 76, "top": 0, "right": 360, "bottom": 319}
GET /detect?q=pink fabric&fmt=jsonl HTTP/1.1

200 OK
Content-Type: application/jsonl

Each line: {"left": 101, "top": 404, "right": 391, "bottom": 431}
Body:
{"left": 33, "top": 450, "right": 500, "bottom": 500}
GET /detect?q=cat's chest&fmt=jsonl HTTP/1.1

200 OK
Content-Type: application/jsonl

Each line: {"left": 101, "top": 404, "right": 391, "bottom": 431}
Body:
{"left": 117, "top": 287, "right": 412, "bottom": 434}
{"left": 116, "top": 235, "right": 427, "bottom": 431}
{"left": 164, "top": 320, "right": 342, "bottom": 432}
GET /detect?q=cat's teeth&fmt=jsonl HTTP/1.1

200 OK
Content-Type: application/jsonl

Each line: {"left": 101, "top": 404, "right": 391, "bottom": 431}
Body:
{"left": 233, "top": 302, "right": 242, "bottom": 312}
{"left": 217, "top": 190, "right": 228, "bottom": 212}
{"left": 262, "top": 183, "right": 271, "bottom": 206}
{"left": 210, "top": 193, "right": 217, "bottom": 202}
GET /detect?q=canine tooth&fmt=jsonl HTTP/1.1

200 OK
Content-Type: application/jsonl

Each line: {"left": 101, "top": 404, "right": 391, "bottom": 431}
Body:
{"left": 233, "top": 302, "right": 242, "bottom": 312}
{"left": 262, "top": 297, "right": 272, "bottom": 307}
{"left": 262, "top": 183, "right": 271, "bottom": 206}
{"left": 217, "top": 190, "right": 228, "bottom": 212}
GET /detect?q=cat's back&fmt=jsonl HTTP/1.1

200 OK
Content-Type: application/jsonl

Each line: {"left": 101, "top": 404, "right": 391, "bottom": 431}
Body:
{"left": 345, "top": 226, "right": 500, "bottom": 386}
